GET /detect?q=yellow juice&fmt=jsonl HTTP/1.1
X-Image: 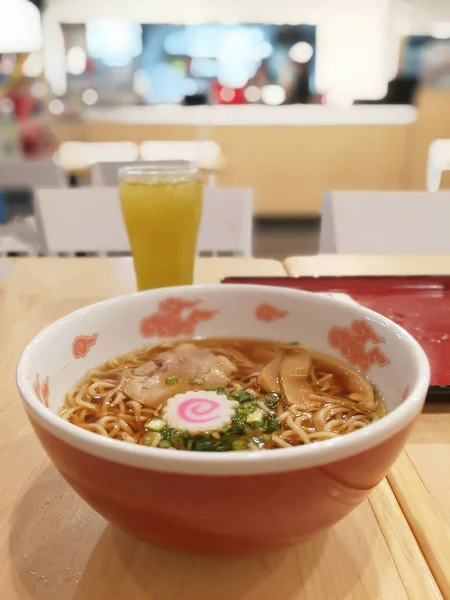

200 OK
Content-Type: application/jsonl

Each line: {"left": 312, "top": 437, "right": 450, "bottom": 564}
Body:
{"left": 119, "top": 177, "right": 202, "bottom": 290}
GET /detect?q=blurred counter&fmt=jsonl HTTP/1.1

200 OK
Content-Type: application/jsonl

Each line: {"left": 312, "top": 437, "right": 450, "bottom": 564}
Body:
{"left": 82, "top": 104, "right": 417, "bottom": 127}
{"left": 53, "top": 104, "right": 417, "bottom": 217}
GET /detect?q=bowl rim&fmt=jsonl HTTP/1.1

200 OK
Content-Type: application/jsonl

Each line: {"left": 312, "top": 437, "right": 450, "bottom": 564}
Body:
{"left": 16, "top": 284, "right": 430, "bottom": 476}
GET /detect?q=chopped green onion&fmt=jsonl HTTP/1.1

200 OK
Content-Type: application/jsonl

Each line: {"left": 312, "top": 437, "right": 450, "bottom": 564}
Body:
{"left": 265, "top": 416, "right": 282, "bottom": 432}
{"left": 171, "top": 435, "right": 185, "bottom": 449}
{"left": 264, "top": 393, "right": 280, "bottom": 409}
{"left": 158, "top": 440, "right": 172, "bottom": 449}
{"left": 165, "top": 376, "right": 179, "bottom": 385}
{"left": 194, "top": 439, "right": 214, "bottom": 451}
{"left": 249, "top": 436, "right": 266, "bottom": 449}
{"left": 161, "top": 426, "right": 175, "bottom": 441}
{"left": 212, "top": 441, "right": 229, "bottom": 452}
{"left": 160, "top": 426, "right": 184, "bottom": 448}
{"left": 145, "top": 418, "right": 167, "bottom": 432}
{"left": 235, "top": 406, "right": 251, "bottom": 419}
{"left": 232, "top": 390, "right": 252, "bottom": 403}
{"left": 142, "top": 432, "right": 161, "bottom": 446}
{"left": 203, "top": 386, "right": 227, "bottom": 395}
{"left": 246, "top": 408, "right": 264, "bottom": 424}
{"left": 235, "top": 405, "right": 256, "bottom": 427}
{"left": 232, "top": 439, "right": 247, "bottom": 451}
{"left": 249, "top": 421, "right": 265, "bottom": 429}
{"left": 231, "top": 419, "right": 246, "bottom": 434}
{"left": 151, "top": 409, "right": 282, "bottom": 452}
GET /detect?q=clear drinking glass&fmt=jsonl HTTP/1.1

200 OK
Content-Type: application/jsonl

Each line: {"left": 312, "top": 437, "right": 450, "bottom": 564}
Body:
{"left": 119, "top": 162, "right": 202, "bottom": 290}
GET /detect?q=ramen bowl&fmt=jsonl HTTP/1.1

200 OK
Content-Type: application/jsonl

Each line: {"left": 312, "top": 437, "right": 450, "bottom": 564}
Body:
{"left": 17, "top": 285, "right": 429, "bottom": 556}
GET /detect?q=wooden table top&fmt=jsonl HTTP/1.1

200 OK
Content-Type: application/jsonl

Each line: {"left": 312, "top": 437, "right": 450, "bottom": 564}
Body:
{"left": 0, "top": 257, "right": 442, "bottom": 600}
{"left": 285, "top": 253, "right": 450, "bottom": 599}
{"left": 284, "top": 253, "right": 450, "bottom": 277}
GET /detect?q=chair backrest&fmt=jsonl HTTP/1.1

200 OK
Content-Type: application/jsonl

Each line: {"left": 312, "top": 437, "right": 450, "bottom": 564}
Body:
{"left": 91, "top": 160, "right": 190, "bottom": 187}
{"left": 199, "top": 187, "right": 253, "bottom": 256}
{"left": 0, "top": 159, "right": 66, "bottom": 188}
{"left": 427, "top": 139, "right": 450, "bottom": 192}
{"left": 0, "top": 216, "right": 43, "bottom": 256}
{"left": 35, "top": 188, "right": 130, "bottom": 254}
{"left": 91, "top": 159, "right": 219, "bottom": 189}
{"left": 91, "top": 161, "right": 142, "bottom": 186}
{"left": 35, "top": 186, "right": 253, "bottom": 256}
{"left": 55, "top": 142, "right": 139, "bottom": 171}
{"left": 320, "top": 190, "right": 450, "bottom": 254}
{"left": 139, "top": 140, "right": 221, "bottom": 167}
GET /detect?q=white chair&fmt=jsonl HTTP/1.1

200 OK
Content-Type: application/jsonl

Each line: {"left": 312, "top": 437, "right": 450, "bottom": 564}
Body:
{"left": 35, "top": 188, "right": 129, "bottom": 255}
{"left": 320, "top": 191, "right": 450, "bottom": 254}
{"left": 0, "top": 159, "right": 64, "bottom": 255}
{"left": 35, "top": 187, "right": 253, "bottom": 256}
{"left": 91, "top": 161, "right": 143, "bottom": 186}
{"left": 427, "top": 139, "right": 450, "bottom": 192}
{"left": 139, "top": 141, "right": 223, "bottom": 186}
{"left": 199, "top": 187, "right": 253, "bottom": 256}
{"left": 0, "top": 159, "right": 66, "bottom": 188}
{"left": 91, "top": 160, "right": 198, "bottom": 187}
{"left": 0, "top": 216, "right": 43, "bottom": 256}
{"left": 54, "top": 142, "right": 139, "bottom": 172}
{"left": 139, "top": 141, "right": 221, "bottom": 167}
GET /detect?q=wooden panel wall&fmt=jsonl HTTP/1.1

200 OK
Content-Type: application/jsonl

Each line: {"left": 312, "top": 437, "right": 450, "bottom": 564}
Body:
{"left": 54, "top": 119, "right": 411, "bottom": 217}
{"left": 56, "top": 87, "right": 450, "bottom": 217}
{"left": 407, "top": 88, "right": 450, "bottom": 191}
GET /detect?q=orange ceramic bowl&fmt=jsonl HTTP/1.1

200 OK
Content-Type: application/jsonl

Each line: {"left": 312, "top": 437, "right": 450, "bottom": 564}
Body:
{"left": 17, "top": 285, "right": 429, "bottom": 555}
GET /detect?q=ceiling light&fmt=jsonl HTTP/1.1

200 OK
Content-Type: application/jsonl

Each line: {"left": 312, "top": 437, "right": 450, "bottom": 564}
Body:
{"left": 244, "top": 86, "right": 261, "bottom": 103}
{"left": 133, "top": 69, "right": 151, "bottom": 96}
{"left": 289, "top": 41, "right": 314, "bottom": 64}
{"left": 0, "top": 1, "right": 42, "bottom": 53}
{"left": 184, "top": 78, "right": 199, "bottom": 96}
{"left": 67, "top": 46, "right": 87, "bottom": 76}
{"left": 30, "top": 82, "right": 47, "bottom": 99}
{"left": 432, "top": 22, "right": 450, "bottom": 40}
{"left": 219, "top": 88, "right": 236, "bottom": 103}
{"left": 0, "top": 55, "right": 16, "bottom": 75}
{"left": 49, "top": 99, "right": 64, "bottom": 115}
{"left": 82, "top": 89, "right": 98, "bottom": 105}
{"left": 0, "top": 98, "right": 15, "bottom": 115}
{"left": 261, "top": 85, "right": 285, "bottom": 106}
{"left": 22, "top": 52, "right": 45, "bottom": 78}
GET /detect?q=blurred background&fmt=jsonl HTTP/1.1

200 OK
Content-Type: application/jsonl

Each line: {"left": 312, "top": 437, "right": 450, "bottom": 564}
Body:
{"left": 2, "top": 0, "right": 450, "bottom": 257}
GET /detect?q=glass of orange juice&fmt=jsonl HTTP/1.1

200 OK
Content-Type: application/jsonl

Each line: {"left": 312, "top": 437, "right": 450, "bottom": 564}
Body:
{"left": 119, "top": 162, "right": 202, "bottom": 290}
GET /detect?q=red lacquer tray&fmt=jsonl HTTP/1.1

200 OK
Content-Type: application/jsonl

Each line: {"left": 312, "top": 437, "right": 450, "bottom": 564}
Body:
{"left": 223, "top": 276, "right": 450, "bottom": 400}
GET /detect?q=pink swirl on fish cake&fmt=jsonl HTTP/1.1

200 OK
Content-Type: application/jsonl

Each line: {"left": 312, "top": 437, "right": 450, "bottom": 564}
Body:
{"left": 163, "top": 391, "right": 239, "bottom": 432}
{"left": 177, "top": 398, "right": 220, "bottom": 423}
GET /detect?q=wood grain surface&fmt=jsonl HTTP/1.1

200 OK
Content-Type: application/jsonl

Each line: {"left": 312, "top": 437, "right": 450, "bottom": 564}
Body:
{"left": 285, "top": 253, "right": 450, "bottom": 599}
{"left": 0, "top": 257, "right": 439, "bottom": 599}
{"left": 389, "top": 418, "right": 450, "bottom": 599}
{"left": 284, "top": 254, "right": 450, "bottom": 277}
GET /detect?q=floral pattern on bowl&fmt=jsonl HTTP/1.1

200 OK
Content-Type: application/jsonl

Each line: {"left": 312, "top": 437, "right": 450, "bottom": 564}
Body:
{"left": 140, "top": 298, "right": 218, "bottom": 338}
{"left": 33, "top": 373, "right": 50, "bottom": 408}
{"left": 72, "top": 334, "right": 99, "bottom": 359}
{"left": 328, "top": 320, "right": 390, "bottom": 373}
{"left": 255, "top": 303, "right": 289, "bottom": 323}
